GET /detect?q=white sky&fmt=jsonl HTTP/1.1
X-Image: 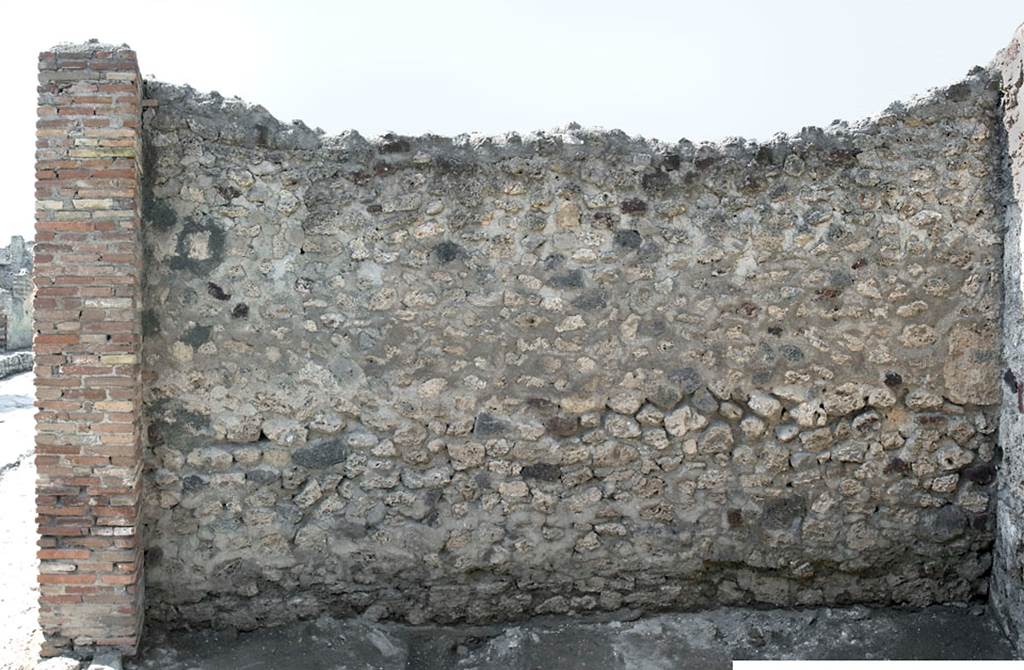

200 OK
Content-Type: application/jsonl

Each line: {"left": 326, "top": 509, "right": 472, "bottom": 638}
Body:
{"left": 3, "top": 0, "right": 1022, "bottom": 241}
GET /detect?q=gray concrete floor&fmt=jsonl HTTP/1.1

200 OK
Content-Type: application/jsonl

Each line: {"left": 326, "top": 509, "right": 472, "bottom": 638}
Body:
{"left": 129, "top": 605, "right": 1016, "bottom": 670}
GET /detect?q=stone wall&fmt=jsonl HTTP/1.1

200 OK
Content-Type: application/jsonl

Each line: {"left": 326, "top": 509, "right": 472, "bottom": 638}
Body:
{"left": 993, "top": 23, "right": 1024, "bottom": 654}
{"left": 0, "top": 235, "right": 35, "bottom": 351}
{"left": 139, "top": 68, "right": 1006, "bottom": 630}
{"left": 0, "top": 350, "right": 32, "bottom": 379}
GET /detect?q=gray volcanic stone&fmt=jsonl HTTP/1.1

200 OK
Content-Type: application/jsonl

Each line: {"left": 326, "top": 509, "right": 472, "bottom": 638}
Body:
{"left": 290, "top": 438, "right": 347, "bottom": 468}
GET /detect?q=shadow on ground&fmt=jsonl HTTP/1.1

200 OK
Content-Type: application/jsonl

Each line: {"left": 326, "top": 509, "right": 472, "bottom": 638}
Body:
{"left": 128, "top": 605, "right": 1015, "bottom": 670}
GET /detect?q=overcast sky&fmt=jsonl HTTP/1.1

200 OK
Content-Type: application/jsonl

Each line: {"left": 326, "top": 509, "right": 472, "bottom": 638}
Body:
{"left": 3, "top": 0, "right": 1022, "bottom": 241}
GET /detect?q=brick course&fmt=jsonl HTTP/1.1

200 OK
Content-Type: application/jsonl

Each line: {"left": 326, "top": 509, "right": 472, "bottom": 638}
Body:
{"left": 34, "top": 41, "right": 144, "bottom": 657}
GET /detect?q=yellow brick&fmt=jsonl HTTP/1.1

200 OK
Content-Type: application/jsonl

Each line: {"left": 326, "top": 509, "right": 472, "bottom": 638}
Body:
{"left": 68, "top": 147, "right": 136, "bottom": 158}
{"left": 95, "top": 401, "right": 135, "bottom": 413}
{"left": 99, "top": 354, "right": 137, "bottom": 365}
{"left": 73, "top": 199, "right": 114, "bottom": 209}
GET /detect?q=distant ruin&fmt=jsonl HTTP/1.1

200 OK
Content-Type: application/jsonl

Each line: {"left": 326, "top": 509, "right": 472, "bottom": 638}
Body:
{"left": 31, "top": 26, "right": 1024, "bottom": 659}
{"left": 0, "top": 235, "right": 33, "bottom": 352}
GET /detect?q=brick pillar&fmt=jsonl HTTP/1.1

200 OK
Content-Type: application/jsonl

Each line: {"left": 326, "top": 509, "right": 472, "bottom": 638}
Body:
{"left": 34, "top": 41, "right": 144, "bottom": 657}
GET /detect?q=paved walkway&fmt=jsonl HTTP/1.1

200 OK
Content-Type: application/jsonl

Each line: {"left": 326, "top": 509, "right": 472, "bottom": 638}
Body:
{"left": 0, "top": 372, "right": 41, "bottom": 670}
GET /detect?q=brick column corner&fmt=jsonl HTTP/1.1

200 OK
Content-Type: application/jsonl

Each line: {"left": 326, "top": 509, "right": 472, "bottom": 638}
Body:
{"left": 35, "top": 40, "right": 144, "bottom": 658}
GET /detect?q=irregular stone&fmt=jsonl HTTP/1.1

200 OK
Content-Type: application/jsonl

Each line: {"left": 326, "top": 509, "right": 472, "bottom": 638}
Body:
{"left": 822, "top": 383, "right": 867, "bottom": 417}
{"left": 962, "top": 461, "right": 996, "bottom": 485}
{"left": 917, "top": 505, "right": 967, "bottom": 542}
{"left": 294, "top": 479, "right": 323, "bottom": 508}
{"left": 520, "top": 463, "right": 561, "bottom": 481}
{"left": 555, "top": 200, "right": 581, "bottom": 228}
{"left": 561, "top": 396, "right": 605, "bottom": 414}
{"left": 233, "top": 446, "right": 262, "bottom": 466}
{"left": 448, "top": 441, "right": 485, "bottom": 469}
{"left": 605, "top": 414, "right": 642, "bottom": 439}
{"left": 747, "top": 391, "right": 782, "bottom": 420}
{"left": 646, "top": 382, "right": 684, "bottom": 411}
{"left": 790, "top": 402, "right": 827, "bottom": 428}
{"left": 291, "top": 438, "right": 347, "bottom": 468}
{"left": 867, "top": 386, "right": 897, "bottom": 408}
{"left": 931, "top": 474, "right": 959, "bottom": 493}
{"left": 594, "top": 442, "right": 640, "bottom": 467}
{"left": 607, "top": 389, "right": 645, "bottom": 415}
{"left": 545, "top": 414, "right": 579, "bottom": 437}
{"left": 762, "top": 496, "right": 807, "bottom": 529}
{"left": 732, "top": 445, "right": 756, "bottom": 466}
{"left": 261, "top": 416, "right": 307, "bottom": 446}
{"left": 668, "top": 366, "right": 703, "bottom": 395}
{"left": 691, "top": 388, "right": 720, "bottom": 414}
{"left": 401, "top": 465, "right": 453, "bottom": 489}
{"left": 775, "top": 423, "right": 800, "bottom": 443}
{"left": 186, "top": 446, "right": 233, "bottom": 470}
{"left": 935, "top": 441, "right": 973, "bottom": 471}
{"left": 664, "top": 406, "right": 708, "bottom": 437}
{"left": 246, "top": 467, "right": 280, "bottom": 485}
{"left": 719, "top": 402, "right": 744, "bottom": 421}
{"left": 636, "top": 404, "right": 664, "bottom": 426}
{"left": 906, "top": 388, "right": 944, "bottom": 411}
{"left": 851, "top": 411, "right": 881, "bottom": 434}
{"left": 699, "top": 422, "right": 734, "bottom": 455}
{"left": 344, "top": 430, "right": 380, "bottom": 449}
{"left": 790, "top": 451, "right": 818, "bottom": 469}
{"left": 87, "top": 656, "right": 122, "bottom": 670}
{"left": 740, "top": 415, "right": 766, "bottom": 438}
{"left": 799, "top": 427, "right": 833, "bottom": 451}
{"left": 833, "top": 441, "right": 867, "bottom": 463}
{"left": 772, "top": 384, "right": 810, "bottom": 403}
{"left": 899, "top": 324, "right": 939, "bottom": 348}
{"left": 943, "top": 322, "right": 999, "bottom": 405}
{"left": 498, "top": 480, "right": 529, "bottom": 498}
